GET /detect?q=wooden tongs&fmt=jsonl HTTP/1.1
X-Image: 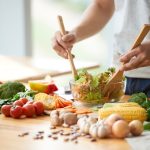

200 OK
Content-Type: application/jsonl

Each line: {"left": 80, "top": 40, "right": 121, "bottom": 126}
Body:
{"left": 103, "top": 24, "right": 150, "bottom": 97}
{"left": 57, "top": 15, "right": 78, "bottom": 80}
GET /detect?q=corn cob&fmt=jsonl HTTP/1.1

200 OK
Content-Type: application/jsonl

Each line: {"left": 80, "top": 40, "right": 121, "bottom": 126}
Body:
{"left": 103, "top": 102, "right": 140, "bottom": 108}
{"left": 99, "top": 106, "right": 147, "bottom": 122}
{"left": 116, "top": 102, "right": 140, "bottom": 107}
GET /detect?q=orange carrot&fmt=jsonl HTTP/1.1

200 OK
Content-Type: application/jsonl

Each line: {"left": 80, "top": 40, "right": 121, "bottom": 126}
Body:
{"left": 75, "top": 108, "right": 92, "bottom": 114}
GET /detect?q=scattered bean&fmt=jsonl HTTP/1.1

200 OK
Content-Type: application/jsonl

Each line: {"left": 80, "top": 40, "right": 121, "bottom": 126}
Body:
{"left": 38, "top": 131, "right": 44, "bottom": 134}
{"left": 91, "top": 138, "right": 97, "bottom": 142}
{"left": 50, "top": 126, "right": 56, "bottom": 129}
{"left": 52, "top": 136, "right": 58, "bottom": 140}
{"left": 64, "top": 138, "right": 69, "bottom": 142}
{"left": 48, "top": 134, "right": 52, "bottom": 138}
{"left": 74, "top": 140, "right": 78, "bottom": 144}
{"left": 18, "top": 132, "right": 29, "bottom": 137}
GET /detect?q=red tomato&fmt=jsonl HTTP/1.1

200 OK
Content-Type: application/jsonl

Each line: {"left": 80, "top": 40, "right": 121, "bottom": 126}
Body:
{"left": 10, "top": 106, "right": 23, "bottom": 119}
{"left": 1, "top": 105, "right": 12, "bottom": 117}
{"left": 23, "top": 104, "right": 35, "bottom": 117}
{"left": 33, "top": 102, "right": 44, "bottom": 116}
{"left": 13, "top": 100, "right": 24, "bottom": 107}
{"left": 26, "top": 101, "right": 33, "bottom": 105}
{"left": 19, "top": 98, "right": 28, "bottom": 104}
{"left": 45, "top": 84, "right": 58, "bottom": 94}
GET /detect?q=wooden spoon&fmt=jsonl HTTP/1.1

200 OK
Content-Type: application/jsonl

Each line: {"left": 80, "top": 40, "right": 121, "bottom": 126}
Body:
{"left": 103, "top": 24, "right": 150, "bottom": 97}
{"left": 57, "top": 15, "right": 78, "bottom": 80}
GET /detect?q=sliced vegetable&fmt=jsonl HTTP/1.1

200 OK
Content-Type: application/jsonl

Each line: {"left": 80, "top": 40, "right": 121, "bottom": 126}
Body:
{"left": 29, "top": 80, "right": 58, "bottom": 94}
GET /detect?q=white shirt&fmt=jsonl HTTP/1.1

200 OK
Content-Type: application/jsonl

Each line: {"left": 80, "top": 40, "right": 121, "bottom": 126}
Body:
{"left": 113, "top": 0, "right": 150, "bottom": 78}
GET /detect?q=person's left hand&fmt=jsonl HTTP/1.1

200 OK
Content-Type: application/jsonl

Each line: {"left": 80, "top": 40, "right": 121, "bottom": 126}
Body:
{"left": 120, "top": 41, "right": 150, "bottom": 71}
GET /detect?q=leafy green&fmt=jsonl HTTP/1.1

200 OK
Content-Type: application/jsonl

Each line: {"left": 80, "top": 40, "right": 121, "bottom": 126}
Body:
{"left": 144, "top": 122, "right": 150, "bottom": 131}
{"left": 128, "top": 92, "right": 147, "bottom": 105}
{"left": 90, "top": 76, "right": 99, "bottom": 89}
{"left": 0, "top": 82, "right": 25, "bottom": 99}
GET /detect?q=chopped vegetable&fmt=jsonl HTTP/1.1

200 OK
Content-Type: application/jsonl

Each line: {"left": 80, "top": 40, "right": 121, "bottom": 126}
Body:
{"left": 0, "top": 82, "right": 25, "bottom": 99}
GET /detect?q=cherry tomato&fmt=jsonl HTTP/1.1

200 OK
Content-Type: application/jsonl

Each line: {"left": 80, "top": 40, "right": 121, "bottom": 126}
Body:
{"left": 1, "top": 105, "right": 12, "bottom": 117}
{"left": 33, "top": 102, "right": 44, "bottom": 116}
{"left": 10, "top": 106, "right": 23, "bottom": 119}
{"left": 26, "top": 101, "right": 33, "bottom": 105}
{"left": 23, "top": 104, "right": 35, "bottom": 117}
{"left": 13, "top": 100, "right": 24, "bottom": 107}
{"left": 19, "top": 98, "right": 28, "bottom": 104}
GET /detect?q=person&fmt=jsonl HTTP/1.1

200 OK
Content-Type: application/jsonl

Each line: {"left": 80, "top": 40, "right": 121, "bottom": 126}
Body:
{"left": 52, "top": 0, "right": 150, "bottom": 97}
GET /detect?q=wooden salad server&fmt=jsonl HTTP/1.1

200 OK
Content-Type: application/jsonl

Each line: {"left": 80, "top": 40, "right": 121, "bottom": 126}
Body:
{"left": 57, "top": 15, "right": 78, "bottom": 80}
{"left": 103, "top": 24, "right": 150, "bottom": 97}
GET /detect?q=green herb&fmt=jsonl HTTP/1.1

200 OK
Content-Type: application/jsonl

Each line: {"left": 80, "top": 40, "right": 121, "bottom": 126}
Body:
{"left": 0, "top": 82, "right": 25, "bottom": 99}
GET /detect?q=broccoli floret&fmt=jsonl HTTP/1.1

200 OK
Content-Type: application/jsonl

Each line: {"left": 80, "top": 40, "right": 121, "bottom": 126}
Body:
{"left": 0, "top": 82, "right": 25, "bottom": 99}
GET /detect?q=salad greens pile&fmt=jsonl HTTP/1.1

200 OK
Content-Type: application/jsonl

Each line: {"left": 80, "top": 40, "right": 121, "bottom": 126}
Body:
{"left": 73, "top": 67, "right": 118, "bottom": 104}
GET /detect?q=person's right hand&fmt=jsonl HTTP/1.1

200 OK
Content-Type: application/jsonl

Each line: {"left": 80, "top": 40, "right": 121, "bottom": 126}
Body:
{"left": 52, "top": 31, "right": 77, "bottom": 59}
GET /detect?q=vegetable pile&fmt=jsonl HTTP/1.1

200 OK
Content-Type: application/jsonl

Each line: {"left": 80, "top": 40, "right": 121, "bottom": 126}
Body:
{"left": 0, "top": 89, "right": 37, "bottom": 108}
{"left": 71, "top": 68, "right": 124, "bottom": 104}
{"left": 1, "top": 98, "right": 44, "bottom": 119}
{"left": 78, "top": 114, "right": 144, "bottom": 139}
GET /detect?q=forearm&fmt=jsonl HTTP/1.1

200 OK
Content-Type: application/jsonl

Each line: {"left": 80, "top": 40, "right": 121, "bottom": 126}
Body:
{"left": 72, "top": 0, "right": 115, "bottom": 42}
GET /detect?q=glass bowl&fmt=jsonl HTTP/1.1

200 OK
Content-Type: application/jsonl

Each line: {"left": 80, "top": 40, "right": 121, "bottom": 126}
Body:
{"left": 70, "top": 80, "right": 124, "bottom": 105}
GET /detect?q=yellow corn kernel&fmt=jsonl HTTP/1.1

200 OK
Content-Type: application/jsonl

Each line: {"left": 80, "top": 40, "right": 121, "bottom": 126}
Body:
{"left": 116, "top": 102, "right": 140, "bottom": 107}
{"left": 99, "top": 106, "right": 147, "bottom": 122}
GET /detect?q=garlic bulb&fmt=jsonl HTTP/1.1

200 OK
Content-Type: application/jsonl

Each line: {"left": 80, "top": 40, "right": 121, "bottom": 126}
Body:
{"left": 87, "top": 116, "right": 98, "bottom": 125}
{"left": 90, "top": 125, "right": 98, "bottom": 138}
{"left": 97, "top": 125, "right": 110, "bottom": 138}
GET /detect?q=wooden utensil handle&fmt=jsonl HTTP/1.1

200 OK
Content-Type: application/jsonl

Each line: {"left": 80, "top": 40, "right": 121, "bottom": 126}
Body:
{"left": 131, "top": 24, "right": 150, "bottom": 49}
{"left": 57, "top": 15, "right": 78, "bottom": 79}
{"left": 121, "top": 24, "right": 150, "bottom": 66}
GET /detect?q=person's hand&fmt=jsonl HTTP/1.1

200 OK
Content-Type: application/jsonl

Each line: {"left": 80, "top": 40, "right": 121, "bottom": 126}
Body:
{"left": 51, "top": 31, "right": 77, "bottom": 59}
{"left": 120, "top": 41, "right": 150, "bottom": 71}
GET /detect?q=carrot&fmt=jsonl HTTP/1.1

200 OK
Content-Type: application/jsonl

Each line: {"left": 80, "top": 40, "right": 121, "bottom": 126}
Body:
{"left": 65, "top": 108, "right": 76, "bottom": 113}
{"left": 57, "top": 98, "right": 65, "bottom": 108}
{"left": 75, "top": 108, "right": 92, "bottom": 114}
{"left": 55, "top": 99, "right": 61, "bottom": 108}
{"left": 61, "top": 99, "right": 72, "bottom": 106}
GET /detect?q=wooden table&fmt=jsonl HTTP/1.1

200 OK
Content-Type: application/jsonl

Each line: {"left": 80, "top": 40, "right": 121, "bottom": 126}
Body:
{"left": 0, "top": 115, "right": 131, "bottom": 150}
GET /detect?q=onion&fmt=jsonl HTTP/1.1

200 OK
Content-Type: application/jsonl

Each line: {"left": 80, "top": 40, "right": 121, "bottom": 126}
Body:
{"left": 112, "top": 120, "right": 129, "bottom": 138}
{"left": 105, "top": 114, "right": 123, "bottom": 127}
{"left": 129, "top": 120, "right": 143, "bottom": 136}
